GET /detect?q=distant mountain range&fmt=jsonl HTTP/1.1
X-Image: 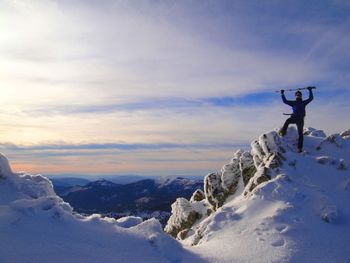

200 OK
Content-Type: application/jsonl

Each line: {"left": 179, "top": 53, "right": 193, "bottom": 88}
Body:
{"left": 50, "top": 174, "right": 204, "bottom": 185}
{"left": 52, "top": 177, "right": 203, "bottom": 217}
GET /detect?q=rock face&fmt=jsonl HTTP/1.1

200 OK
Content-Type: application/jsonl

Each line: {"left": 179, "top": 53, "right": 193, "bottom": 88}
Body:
{"left": 190, "top": 189, "right": 205, "bottom": 202}
{"left": 165, "top": 126, "right": 350, "bottom": 244}
{"left": 168, "top": 127, "right": 350, "bottom": 263}
{"left": 165, "top": 127, "right": 350, "bottom": 245}
{"left": 203, "top": 150, "right": 257, "bottom": 211}
{"left": 204, "top": 172, "right": 225, "bottom": 211}
{"left": 165, "top": 129, "right": 287, "bottom": 239}
{"left": 164, "top": 197, "right": 208, "bottom": 238}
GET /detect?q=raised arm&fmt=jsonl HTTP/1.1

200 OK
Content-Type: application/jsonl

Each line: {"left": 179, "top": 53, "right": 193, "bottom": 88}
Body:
{"left": 281, "top": 90, "right": 293, "bottom": 106}
{"left": 304, "top": 87, "right": 314, "bottom": 105}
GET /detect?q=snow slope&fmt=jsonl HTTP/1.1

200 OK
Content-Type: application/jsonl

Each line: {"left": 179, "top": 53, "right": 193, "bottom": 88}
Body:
{"left": 1, "top": 127, "right": 350, "bottom": 263}
{"left": 0, "top": 154, "right": 205, "bottom": 263}
{"left": 166, "top": 127, "right": 350, "bottom": 263}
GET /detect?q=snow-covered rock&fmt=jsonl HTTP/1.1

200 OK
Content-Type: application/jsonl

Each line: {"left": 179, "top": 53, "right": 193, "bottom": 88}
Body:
{"left": 190, "top": 189, "right": 205, "bottom": 202}
{"left": 202, "top": 150, "right": 256, "bottom": 212}
{"left": 164, "top": 197, "right": 209, "bottom": 238}
{"left": 340, "top": 129, "right": 350, "bottom": 138}
{"left": 204, "top": 172, "right": 225, "bottom": 210}
{"left": 166, "top": 127, "right": 350, "bottom": 263}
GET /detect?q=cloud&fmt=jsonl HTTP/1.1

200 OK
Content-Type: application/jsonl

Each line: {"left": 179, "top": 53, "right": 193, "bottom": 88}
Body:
{"left": 0, "top": 141, "right": 240, "bottom": 152}
{"left": 2, "top": 141, "right": 244, "bottom": 176}
{"left": 2, "top": 0, "right": 347, "bottom": 107}
{"left": 1, "top": 0, "right": 349, "bottom": 176}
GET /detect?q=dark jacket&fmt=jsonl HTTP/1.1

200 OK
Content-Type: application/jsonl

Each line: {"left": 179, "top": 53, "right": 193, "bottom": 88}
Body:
{"left": 282, "top": 89, "right": 313, "bottom": 118}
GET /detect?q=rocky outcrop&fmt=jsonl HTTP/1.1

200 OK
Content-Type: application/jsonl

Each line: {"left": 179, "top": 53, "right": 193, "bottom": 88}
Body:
{"left": 203, "top": 150, "right": 257, "bottom": 211}
{"left": 164, "top": 197, "right": 208, "bottom": 238}
{"left": 243, "top": 131, "right": 285, "bottom": 195}
{"left": 240, "top": 151, "right": 256, "bottom": 185}
{"left": 204, "top": 172, "right": 225, "bottom": 211}
{"left": 316, "top": 134, "right": 344, "bottom": 150}
{"left": 190, "top": 189, "right": 205, "bottom": 202}
{"left": 165, "top": 127, "right": 350, "bottom": 252}
{"left": 340, "top": 129, "right": 350, "bottom": 138}
{"left": 316, "top": 156, "right": 348, "bottom": 170}
{"left": 165, "top": 130, "right": 286, "bottom": 239}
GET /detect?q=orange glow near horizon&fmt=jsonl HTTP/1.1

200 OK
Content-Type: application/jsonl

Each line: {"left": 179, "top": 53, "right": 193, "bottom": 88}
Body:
{"left": 9, "top": 149, "right": 234, "bottom": 176}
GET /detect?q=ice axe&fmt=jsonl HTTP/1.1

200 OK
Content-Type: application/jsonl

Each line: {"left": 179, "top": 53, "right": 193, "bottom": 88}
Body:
{"left": 275, "top": 86, "right": 317, "bottom": 93}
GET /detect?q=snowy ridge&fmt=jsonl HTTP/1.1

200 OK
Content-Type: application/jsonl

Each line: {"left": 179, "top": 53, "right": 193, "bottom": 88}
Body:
{"left": 0, "top": 154, "right": 204, "bottom": 263}
{"left": 166, "top": 127, "right": 350, "bottom": 263}
{"left": 1, "top": 127, "right": 350, "bottom": 263}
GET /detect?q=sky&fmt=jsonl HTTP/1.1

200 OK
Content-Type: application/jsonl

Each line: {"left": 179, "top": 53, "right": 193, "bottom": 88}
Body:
{"left": 1, "top": 0, "right": 350, "bottom": 177}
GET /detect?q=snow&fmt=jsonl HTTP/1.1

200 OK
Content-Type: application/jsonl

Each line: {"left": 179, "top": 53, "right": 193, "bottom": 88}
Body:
{"left": 1, "top": 126, "right": 350, "bottom": 263}
{"left": 116, "top": 216, "right": 143, "bottom": 228}
{"left": 0, "top": 153, "right": 205, "bottom": 263}
{"left": 183, "top": 127, "right": 350, "bottom": 263}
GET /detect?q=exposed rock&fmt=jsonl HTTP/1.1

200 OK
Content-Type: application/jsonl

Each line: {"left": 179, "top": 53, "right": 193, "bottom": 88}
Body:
{"left": 221, "top": 159, "right": 240, "bottom": 195}
{"left": 243, "top": 132, "right": 284, "bottom": 196}
{"left": 165, "top": 126, "right": 350, "bottom": 254}
{"left": 316, "top": 156, "right": 348, "bottom": 170}
{"left": 316, "top": 134, "right": 343, "bottom": 150}
{"left": 251, "top": 140, "right": 264, "bottom": 167}
{"left": 190, "top": 189, "right": 205, "bottom": 202}
{"left": 177, "top": 228, "right": 193, "bottom": 240}
{"left": 165, "top": 129, "right": 302, "bottom": 242}
{"left": 316, "top": 156, "right": 337, "bottom": 165}
{"left": 203, "top": 150, "right": 256, "bottom": 211}
{"left": 240, "top": 152, "right": 256, "bottom": 186}
{"left": 244, "top": 167, "right": 272, "bottom": 196}
{"left": 204, "top": 173, "right": 225, "bottom": 211}
{"left": 164, "top": 198, "right": 204, "bottom": 238}
{"left": 340, "top": 129, "right": 350, "bottom": 138}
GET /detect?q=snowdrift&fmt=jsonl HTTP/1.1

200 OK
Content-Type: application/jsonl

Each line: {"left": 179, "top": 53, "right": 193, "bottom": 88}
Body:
{"left": 166, "top": 127, "right": 350, "bottom": 263}
{"left": 0, "top": 154, "right": 204, "bottom": 263}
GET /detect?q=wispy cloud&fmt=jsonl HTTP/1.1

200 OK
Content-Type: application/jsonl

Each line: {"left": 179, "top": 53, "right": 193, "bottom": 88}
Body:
{"left": 0, "top": 0, "right": 349, "bottom": 176}
{"left": 0, "top": 141, "right": 242, "bottom": 152}
{"left": 2, "top": 0, "right": 346, "bottom": 106}
{"left": 2, "top": 141, "right": 245, "bottom": 176}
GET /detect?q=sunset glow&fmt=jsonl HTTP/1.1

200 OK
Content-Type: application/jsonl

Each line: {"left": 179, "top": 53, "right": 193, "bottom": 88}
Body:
{"left": 1, "top": 0, "right": 349, "bottom": 176}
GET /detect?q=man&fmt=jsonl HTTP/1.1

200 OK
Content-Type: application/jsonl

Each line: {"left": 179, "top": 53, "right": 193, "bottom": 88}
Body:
{"left": 278, "top": 86, "right": 314, "bottom": 153}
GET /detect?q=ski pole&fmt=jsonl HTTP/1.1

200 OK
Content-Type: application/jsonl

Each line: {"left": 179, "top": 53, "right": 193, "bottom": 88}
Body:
{"left": 275, "top": 86, "right": 316, "bottom": 93}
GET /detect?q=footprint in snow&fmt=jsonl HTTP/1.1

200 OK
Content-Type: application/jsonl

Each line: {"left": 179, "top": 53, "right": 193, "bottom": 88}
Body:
{"left": 271, "top": 239, "right": 285, "bottom": 247}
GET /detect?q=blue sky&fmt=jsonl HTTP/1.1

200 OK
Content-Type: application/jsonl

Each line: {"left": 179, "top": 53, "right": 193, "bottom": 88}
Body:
{"left": 0, "top": 0, "right": 349, "bottom": 176}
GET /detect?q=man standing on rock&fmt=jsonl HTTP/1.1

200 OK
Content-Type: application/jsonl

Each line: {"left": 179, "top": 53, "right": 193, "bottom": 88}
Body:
{"left": 278, "top": 87, "right": 314, "bottom": 153}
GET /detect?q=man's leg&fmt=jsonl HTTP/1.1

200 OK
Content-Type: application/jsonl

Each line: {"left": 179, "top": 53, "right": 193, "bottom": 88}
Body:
{"left": 296, "top": 119, "right": 304, "bottom": 151}
{"left": 279, "top": 117, "right": 293, "bottom": 136}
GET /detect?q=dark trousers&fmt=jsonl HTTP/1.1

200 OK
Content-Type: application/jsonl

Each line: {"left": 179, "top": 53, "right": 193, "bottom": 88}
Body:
{"left": 281, "top": 116, "right": 304, "bottom": 150}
